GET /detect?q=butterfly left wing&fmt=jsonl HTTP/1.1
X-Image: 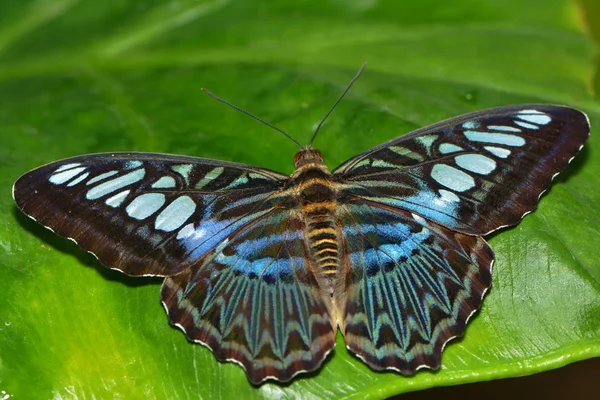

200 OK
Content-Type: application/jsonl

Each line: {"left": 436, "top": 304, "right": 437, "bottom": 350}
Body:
{"left": 333, "top": 105, "right": 589, "bottom": 235}
{"left": 161, "top": 206, "right": 336, "bottom": 384}
{"left": 13, "top": 152, "right": 289, "bottom": 277}
{"left": 14, "top": 152, "right": 337, "bottom": 383}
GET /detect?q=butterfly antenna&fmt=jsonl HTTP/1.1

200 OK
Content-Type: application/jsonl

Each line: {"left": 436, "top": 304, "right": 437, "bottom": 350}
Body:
{"left": 309, "top": 62, "right": 367, "bottom": 146}
{"left": 201, "top": 88, "right": 303, "bottom": 148}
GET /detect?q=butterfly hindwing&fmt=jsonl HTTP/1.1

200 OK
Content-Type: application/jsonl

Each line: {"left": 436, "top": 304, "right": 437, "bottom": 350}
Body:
{"left": 13, "top": 152, "right": 288, "bottom": 276}
{"left": 337, "top": 199, "right": 493, "bottom": 372}
{"left": 333, "top": 105, "right": 589, "bottom": 234}
{"left": 161, "top": 207, "right": 336, "bottom": 384}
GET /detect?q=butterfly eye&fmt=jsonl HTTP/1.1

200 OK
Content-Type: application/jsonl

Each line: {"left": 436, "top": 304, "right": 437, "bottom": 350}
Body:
{"left": 294, "top": 148, "right": 324, "bottom": 167}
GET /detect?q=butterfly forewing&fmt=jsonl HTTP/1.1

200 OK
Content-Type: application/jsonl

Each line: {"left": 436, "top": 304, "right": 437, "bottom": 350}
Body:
{"left": 333, "top": 105, "right": 589, "bottom": 235}
{"left": 13, "top": 153, "right": 288, "bottom": 276}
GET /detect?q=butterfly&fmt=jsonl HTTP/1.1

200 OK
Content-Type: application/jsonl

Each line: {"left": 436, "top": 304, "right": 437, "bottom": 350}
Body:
{"left": 13, "top": 65, "right": 589, "bottom": 385}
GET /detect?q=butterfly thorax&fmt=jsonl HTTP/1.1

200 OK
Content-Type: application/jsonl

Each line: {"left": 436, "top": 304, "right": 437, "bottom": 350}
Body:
{"left": 292, "top": 147, "right": 341, "bottom": 294}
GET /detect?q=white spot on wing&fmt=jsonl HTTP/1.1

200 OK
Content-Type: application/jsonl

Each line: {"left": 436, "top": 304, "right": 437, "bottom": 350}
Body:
{"left": 126, "top": 193, "right": 166, "bottom": 220}
{"left": 49, "top": 167, "right": 87, "bottom": 185}
{"left": 248, "top": 172, "right": 268, "bottom": 180}
{"left": 55, "top": 163, "right": 82, "bottom": 172}
{"left": 371, "top": 159, "right": 398, "bottom": 169}
{"left": 228, "top": 174, "right": 249, "bottom": 188}
{"left": 439, "top": 143, "right": 463, "bottom": 154}
{"left": 431, "top": 164, "right": 475, "bottom": 192}
{"left": 415, "top": 134, "right": 437, "bottom": 148}
{"left": 464, "top": 131, "right": 525, "bottom": 147}
{"left": 439, "top": 189, "right": 460, "bottom": 203}
{"left": 462, "top": 120, "right": 479, "bottom": 129}
{"left": 411, "top": 213, "right": 426, "bottom": 223}
{"left": 125, "top": 160, "right": 143, "bottom": 169}
{"left": 484, "top": 146, "right": 511, "bottom": 158}
{"left": 517, "top": 109, "right": 551, "bottom": 125}
{"left": 487, "top": 125, "right": 521, "bottom": 132}
{"left": 515, "top": 120, "right": 538, "bottom": 130}
{"left": 152, "top": 176, "right": 176, "bottom": 189}
{"left": 172, "top": 164, "right": 193, "bottom": 185}
{"left": 195, "top": 167, "right": 224, "bottom": 188}
{"left": 455, "top": 154, "right": 496, "bottom": 175}
{"left": 105, "top": 190, "right": 130, "bottom": 207}
{"left": 86, "top": 168, "right": 145, "bottom": 200}
{"left": 176, "top": 223, "right": 195, "bottom": 240}
{"left": 155, "top": 196, "right": 197, "bottom": 232}
{"left": 352, "top": 158, "right": 371, "bottom": 169}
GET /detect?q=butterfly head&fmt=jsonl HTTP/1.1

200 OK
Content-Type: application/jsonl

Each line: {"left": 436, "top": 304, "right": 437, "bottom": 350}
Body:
{"left": 294, "top": 147, "right": 324, "bottom": 168}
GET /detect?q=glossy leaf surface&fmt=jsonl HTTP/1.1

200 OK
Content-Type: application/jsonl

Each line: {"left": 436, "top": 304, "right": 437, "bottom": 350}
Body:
{"left": 0, "top": 0, "right": 598, "bottom": 398}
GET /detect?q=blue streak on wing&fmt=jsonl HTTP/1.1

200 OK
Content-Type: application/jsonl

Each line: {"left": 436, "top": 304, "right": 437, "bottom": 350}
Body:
{"left": 355, "top": 180, "right": 461, "bottom": 229}
{"left": 338, "top": 200, "right": 493, "bottom": 374}
{"left": 179, "top": 212, "right": 266, "bottom": 261}
{"left": 161, "top": 208, "right": 336, "bottom": 384}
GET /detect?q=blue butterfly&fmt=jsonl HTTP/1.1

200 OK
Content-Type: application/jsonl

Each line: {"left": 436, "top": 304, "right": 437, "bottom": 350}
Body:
{"left": 13, "top": 66, "right": 589, "bottom": 384}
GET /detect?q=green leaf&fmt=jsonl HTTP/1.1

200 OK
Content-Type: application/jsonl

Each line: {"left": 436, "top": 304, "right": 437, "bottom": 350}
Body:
{"left": 0, "top": 0, "right": 598, "bottom": 398}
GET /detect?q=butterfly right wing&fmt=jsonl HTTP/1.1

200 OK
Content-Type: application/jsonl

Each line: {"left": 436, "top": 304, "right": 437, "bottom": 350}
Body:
{"left": 336, "top": 198, "right": 493, "bottom": 374}
{"left": 333, "top": 105, "right": 589, "bottom": 235}
{"left": 331, "top": 105, "right": 588, "bottom": 373}
{"left": 13, "top": 152, "right": 289, "bottom": 277}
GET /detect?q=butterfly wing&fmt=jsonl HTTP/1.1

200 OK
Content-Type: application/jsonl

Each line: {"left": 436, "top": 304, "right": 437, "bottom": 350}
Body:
{"left": 337, "top": 199, "right": 493, "bottom": 373}
{"left": 13, "top": 152, "right": 288, "bottom": 277}
{"left": 333, "top": 105, "right": 588, "bottom": 373}
{"left": 333, "top": 105, "right": 589, "bottom": 234}
{"left": 161, "top": 207, "right": 336, "bottom": 384}
{"left": 14, "top": 152, "right": 336, "bottom": 383}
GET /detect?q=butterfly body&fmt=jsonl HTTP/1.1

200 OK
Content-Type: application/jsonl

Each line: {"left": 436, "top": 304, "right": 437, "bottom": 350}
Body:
{"left": 13, "top": 104, "right": 589, "bottom": 384}
{"left": 291, "top": 147, "right": 342, "bottom": 294}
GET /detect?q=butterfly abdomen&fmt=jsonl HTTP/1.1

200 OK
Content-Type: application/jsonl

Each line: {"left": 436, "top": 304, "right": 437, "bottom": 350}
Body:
{"left": 292, "top": 147, "right": 342, "bottom": 292}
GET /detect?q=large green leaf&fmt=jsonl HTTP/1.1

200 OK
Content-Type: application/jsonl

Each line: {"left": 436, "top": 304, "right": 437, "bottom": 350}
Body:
{"left": 0, "top": 0, "right": 598, "bottom": 398}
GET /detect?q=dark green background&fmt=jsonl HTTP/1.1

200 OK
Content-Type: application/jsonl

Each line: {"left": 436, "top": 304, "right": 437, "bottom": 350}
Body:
{"left": 0, "top": 0, "right": 598, "bottom": 398}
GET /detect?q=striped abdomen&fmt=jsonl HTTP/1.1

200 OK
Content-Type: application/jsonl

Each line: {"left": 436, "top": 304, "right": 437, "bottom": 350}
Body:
{"left": 292, "top": 147, "right": 341, "bottom": 294}
{"left": 306, "top": 211, "right": 339, "bottom": 282}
